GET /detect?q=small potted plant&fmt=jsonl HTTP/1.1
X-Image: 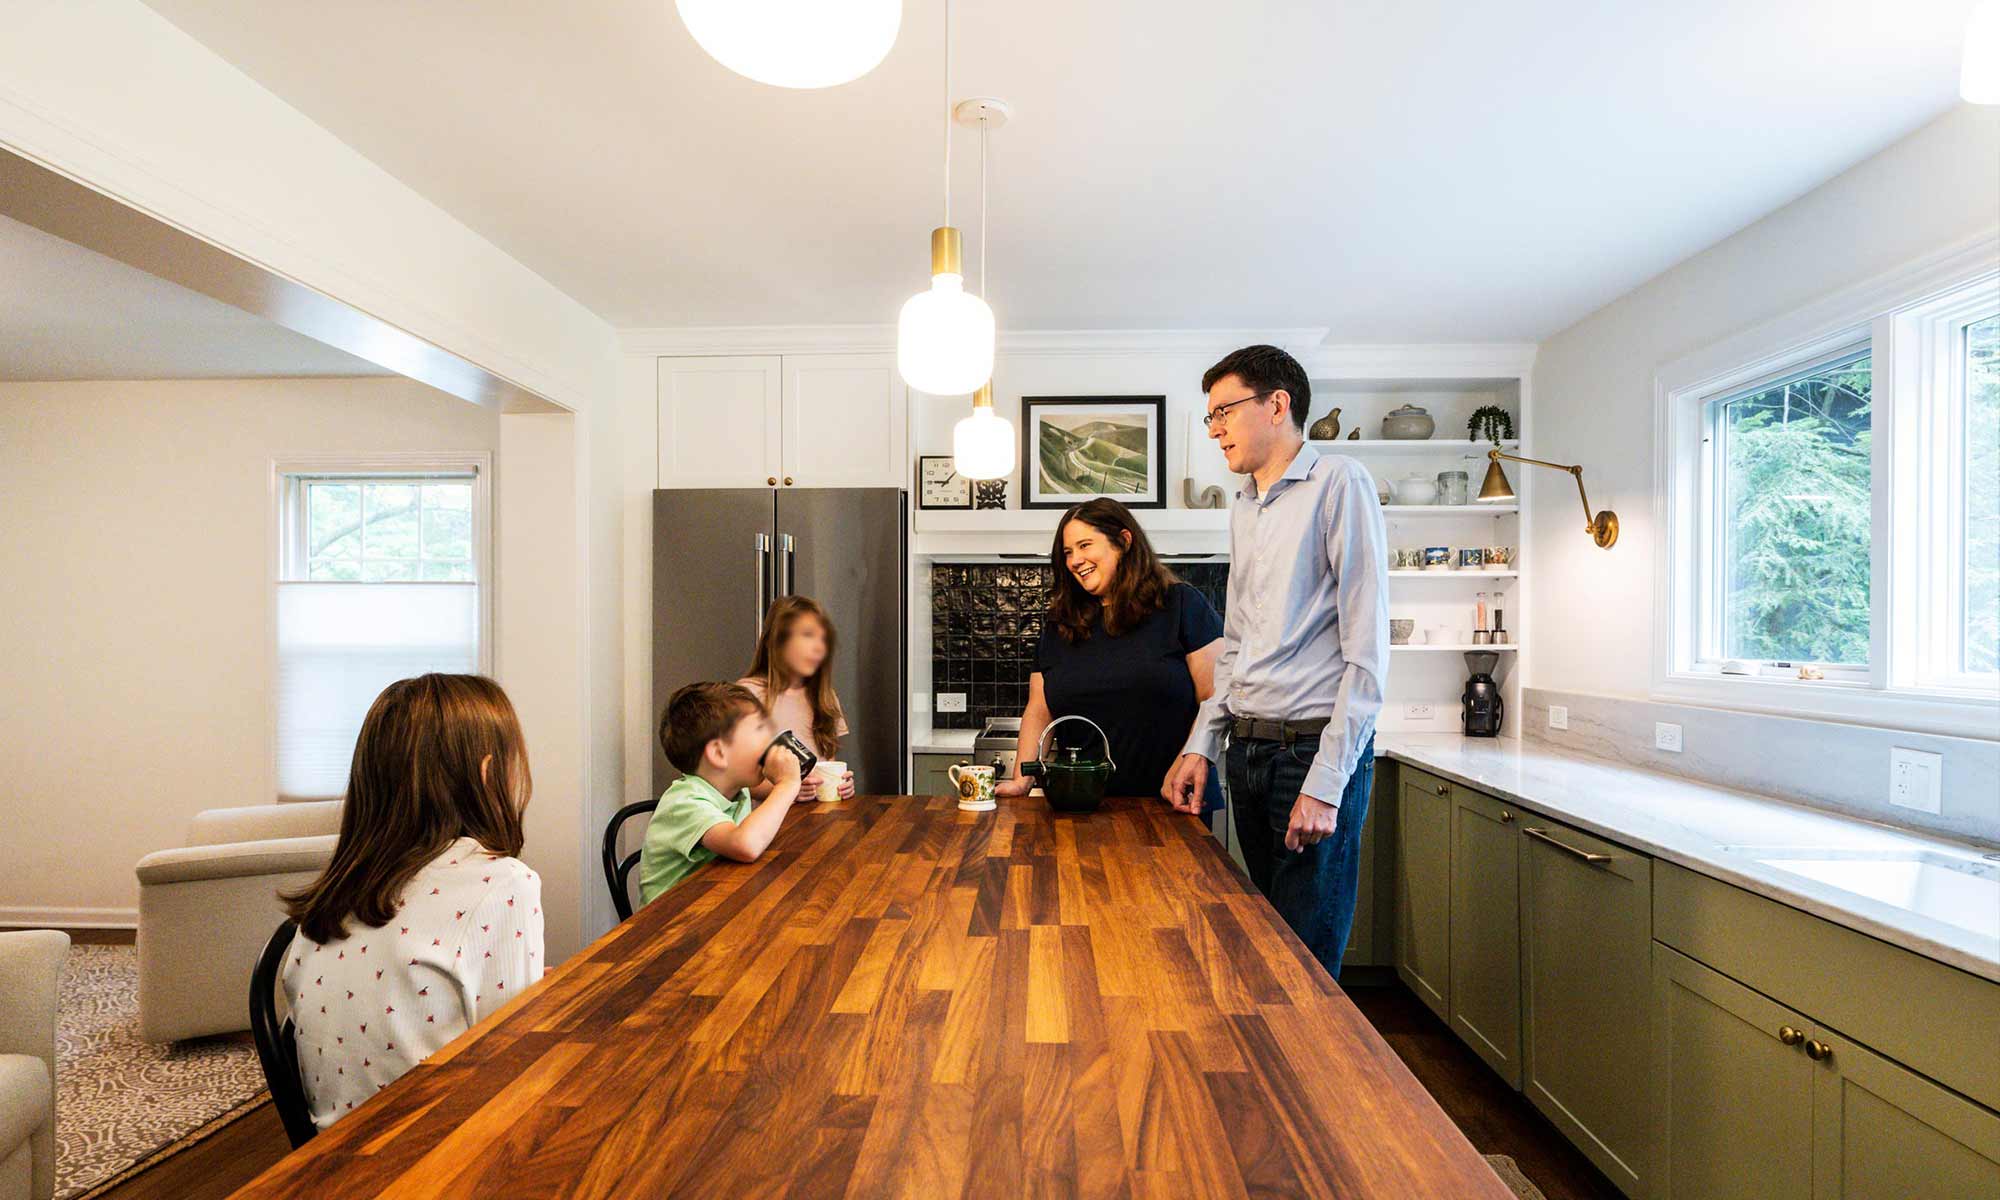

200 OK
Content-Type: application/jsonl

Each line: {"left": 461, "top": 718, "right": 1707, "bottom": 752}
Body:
{"left": 1467, "top": 405, "right": 1515, "bottom": 445}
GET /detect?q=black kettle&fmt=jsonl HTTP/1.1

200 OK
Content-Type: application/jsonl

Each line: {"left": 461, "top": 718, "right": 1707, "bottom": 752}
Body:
{"left": 1020, "top": 715, "right": 1118, "bottom": 813}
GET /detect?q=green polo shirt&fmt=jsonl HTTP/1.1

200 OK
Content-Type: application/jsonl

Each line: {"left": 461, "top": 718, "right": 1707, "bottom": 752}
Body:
{"left": 637, "top": 774, "right": 752, "bottom": 905}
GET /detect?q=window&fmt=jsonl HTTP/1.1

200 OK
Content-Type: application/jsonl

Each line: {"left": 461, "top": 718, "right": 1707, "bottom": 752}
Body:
{"left": 1657, "top": 246, "right": 1999, "bottom": 736}
{"left": 274, "top": 458, "right": 491, "bottom": 798}
{"left": 1703, "top": 348, "right": 1872, "bottom": 675}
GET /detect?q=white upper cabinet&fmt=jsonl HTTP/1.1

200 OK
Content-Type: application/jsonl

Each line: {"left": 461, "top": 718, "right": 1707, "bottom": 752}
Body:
{"left": 657, "top": 353, "right": 907, "bottom": 490}
{"left": 657, "top": 355, "right": 783, "bottom": 488}
{"left": 781, "top": 355, "right": 907, "bottom": 488}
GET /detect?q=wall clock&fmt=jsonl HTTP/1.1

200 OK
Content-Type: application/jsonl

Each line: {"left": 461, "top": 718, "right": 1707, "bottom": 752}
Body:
{"left": 917, "top": 456, "right": 972, "bottom": 509}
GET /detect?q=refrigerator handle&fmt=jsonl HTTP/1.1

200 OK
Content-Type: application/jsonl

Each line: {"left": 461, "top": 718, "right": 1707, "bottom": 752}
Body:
{"left": 754, "top": 533, "right": 772, "bottom": 637}
{"left": 778, "top": 533, "right": 796, "bottom": 599}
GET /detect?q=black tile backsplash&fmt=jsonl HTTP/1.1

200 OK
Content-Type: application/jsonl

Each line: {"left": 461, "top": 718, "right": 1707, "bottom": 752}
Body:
{"left": 930, "top": 561, "right": 1230, "bottom": 730}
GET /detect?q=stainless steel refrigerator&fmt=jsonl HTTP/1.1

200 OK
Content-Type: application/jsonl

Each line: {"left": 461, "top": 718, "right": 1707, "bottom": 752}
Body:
{"left": 651, "top": 488, "right": 907, "bottom": 795}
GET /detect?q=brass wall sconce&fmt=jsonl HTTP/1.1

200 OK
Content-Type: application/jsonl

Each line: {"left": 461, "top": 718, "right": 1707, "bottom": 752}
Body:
{"left": 1478, "top": 449, "right": 1619, "bottom": 548}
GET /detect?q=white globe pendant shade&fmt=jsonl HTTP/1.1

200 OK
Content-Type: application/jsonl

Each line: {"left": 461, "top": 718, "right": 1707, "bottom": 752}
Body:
{"left": 953, "top": 402, "right": 1015, "bottom": 480}
{"left": 676, "top": 0, "right": 900, "bottom": 90}
{"left": 897, "top": 272, "right": 995, "bottom": 396}
{"left": 1966, "top": 0, "right": 2000, "bottom": 103}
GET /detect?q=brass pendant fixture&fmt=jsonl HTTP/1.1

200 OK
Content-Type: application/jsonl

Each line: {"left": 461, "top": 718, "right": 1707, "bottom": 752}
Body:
{"left": 1478, "top": 449, "right": 1619, "bottom": 549}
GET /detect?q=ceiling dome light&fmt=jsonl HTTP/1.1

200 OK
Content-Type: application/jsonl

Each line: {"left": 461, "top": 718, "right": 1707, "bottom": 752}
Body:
{"left": 1966, "top": 0, "right": 2000, "bottom": 103}
{"left": 954, "top": 384, "right": 1015, "bottom": 480}
{"left": 676, "top": 0, "right": 900, "bottom": 89}
{"left": 898, "top": 227, "right": 994, "bottom": 395}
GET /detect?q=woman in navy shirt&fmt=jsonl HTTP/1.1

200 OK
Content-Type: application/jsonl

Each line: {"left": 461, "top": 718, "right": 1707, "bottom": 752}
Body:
{"left": 996, "top": 498, "right": 1225, "bottom": 810}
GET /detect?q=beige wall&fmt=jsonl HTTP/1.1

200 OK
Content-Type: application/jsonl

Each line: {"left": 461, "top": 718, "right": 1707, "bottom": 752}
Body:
{"left": 0, "top": 377, "right": 518, "bottom": 926}
{"left": 1526, "top": 104, "right": 2000, "bottom": 699}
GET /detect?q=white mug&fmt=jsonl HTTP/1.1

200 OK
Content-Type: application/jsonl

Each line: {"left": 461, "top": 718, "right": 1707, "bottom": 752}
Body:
{"left": 811, "top": 760, "right": 847, "bottom": 801}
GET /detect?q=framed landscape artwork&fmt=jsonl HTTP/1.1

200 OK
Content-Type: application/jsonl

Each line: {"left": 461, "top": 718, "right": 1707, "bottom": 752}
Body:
{"left": 1021, "top": 395, "right": 1167, "bottom": 509}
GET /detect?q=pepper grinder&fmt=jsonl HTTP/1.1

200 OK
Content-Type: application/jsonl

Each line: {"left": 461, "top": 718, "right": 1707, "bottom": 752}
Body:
{"left": 1492, "top": 608, "right": 1508, "bottom": 645}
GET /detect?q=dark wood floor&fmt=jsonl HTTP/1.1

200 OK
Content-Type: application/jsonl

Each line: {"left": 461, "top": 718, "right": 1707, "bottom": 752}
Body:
{"left": 88, "top": 975, "right": 1614, "bottom": 1200}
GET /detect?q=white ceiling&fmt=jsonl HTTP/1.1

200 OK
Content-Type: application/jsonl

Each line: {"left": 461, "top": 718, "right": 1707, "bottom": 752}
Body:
{"left": 144, "top": 0, "right": 1975, "bottom": 340}
{"left": 0, "top": 213, "right": 387, "bottom": 380}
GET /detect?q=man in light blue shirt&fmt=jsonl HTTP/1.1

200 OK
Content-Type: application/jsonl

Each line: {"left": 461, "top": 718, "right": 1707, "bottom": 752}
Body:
{"left": 1164, "top": 345, "right": 1390, "bottom": 979}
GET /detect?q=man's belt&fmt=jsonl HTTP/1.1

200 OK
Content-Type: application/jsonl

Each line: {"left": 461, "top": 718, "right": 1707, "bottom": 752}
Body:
{"left": 1229, "top": 716, "right": 1331, "bottom": 745}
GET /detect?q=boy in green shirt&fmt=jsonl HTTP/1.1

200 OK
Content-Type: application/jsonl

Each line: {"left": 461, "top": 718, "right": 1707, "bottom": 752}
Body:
{"left": 638, "top": 681, "right": 803, "bottom": 905}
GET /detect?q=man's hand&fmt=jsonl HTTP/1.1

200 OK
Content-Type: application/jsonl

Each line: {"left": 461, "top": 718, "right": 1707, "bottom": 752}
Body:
{"left": 1162, "top": 753, "right": 1210, "bottom": 814}
{"left": 1284, "top": 792, "right": 1339, "bottom": 852}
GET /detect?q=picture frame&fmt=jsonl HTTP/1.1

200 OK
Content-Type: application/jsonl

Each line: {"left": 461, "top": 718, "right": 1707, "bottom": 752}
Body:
{"left": 916, "top": 455, "right": 972, "bottom": 510}
{"left": 1020, "top": 395, "right": 1167, "bottom": 509}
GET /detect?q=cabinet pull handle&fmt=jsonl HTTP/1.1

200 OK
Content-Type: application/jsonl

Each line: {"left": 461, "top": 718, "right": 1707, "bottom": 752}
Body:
{"left": 1500, "top": 810, "right": 1514, "bottom": 823}
{"left": 1805, "top": 1039, "right": 1833, "bottom": 1062}
{"left": 1522, "top": 827, "right": 1613, "bottom": 865}
{"left": 1778, "top": 1025, "right": 1804, "bottom": 1046}
{"left": 767, "top": 476, "right": 778, "bottom": 486}
{"left": 1435, "top": 783, "right": 1449, "bottom": 796}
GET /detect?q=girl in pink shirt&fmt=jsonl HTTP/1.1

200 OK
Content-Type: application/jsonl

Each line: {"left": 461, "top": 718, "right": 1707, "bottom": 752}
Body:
{"left": 739, "top": 595, "right": 854, "bottom": 800}
{"left": 278, "top": 674, "right": 544, "bottom": 1131}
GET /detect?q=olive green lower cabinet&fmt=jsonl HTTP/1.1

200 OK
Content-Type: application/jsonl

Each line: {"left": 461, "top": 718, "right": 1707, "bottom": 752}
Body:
{"left": 1449, "top": 787, "right": 1522, "bottom": 1087}
{"left": 912, "top": 752, "right": 966, "bottom": 798}
{"left": 1519, "top": 817, "right": 1652, "bottom": 1197}
{"left": 1394, "top": 768, "right": 1454, "bottom": 1019}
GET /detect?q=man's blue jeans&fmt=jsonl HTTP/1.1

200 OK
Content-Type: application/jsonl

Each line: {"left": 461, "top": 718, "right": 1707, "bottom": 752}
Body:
{"left": 1225, "top": 733, "right": 1374, "bottom": 980}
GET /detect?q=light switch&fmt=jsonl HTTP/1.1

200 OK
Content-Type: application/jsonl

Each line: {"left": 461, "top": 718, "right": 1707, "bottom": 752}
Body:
{"left": 1549, "top": 705, "right": 1569, "bottom": 731}
{"left": 936, "top": 692, "right": 967, "bottom": 714}
{"left": 1655, "top": 722, "right": 1683, "bottom": 753}
{"left": 1890, "top": 748, "right": 1943, "bottom": 815}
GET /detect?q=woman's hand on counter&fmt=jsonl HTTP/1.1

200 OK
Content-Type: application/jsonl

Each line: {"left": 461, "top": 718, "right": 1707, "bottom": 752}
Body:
{"left": 995, "top": 775, "right": 1034, "bottom": 799}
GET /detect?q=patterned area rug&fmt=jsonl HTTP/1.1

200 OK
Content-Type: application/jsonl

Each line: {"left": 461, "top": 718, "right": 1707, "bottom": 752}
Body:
{"left": 1485, "top": 1154, "right": 1551, "bottom": 1200}
{"left": 55, "top": 944, "right": 268, "bottom": 1200}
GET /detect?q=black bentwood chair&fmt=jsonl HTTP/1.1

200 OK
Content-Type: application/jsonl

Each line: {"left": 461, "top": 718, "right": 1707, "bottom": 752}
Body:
{"left": 602, "top": 799, "right": 662, "bottom": 921}
{"left": 250, "top": 918, "right": 318, "bottom": 1148}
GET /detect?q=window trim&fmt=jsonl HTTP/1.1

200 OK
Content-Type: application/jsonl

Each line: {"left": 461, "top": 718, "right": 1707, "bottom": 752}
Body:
{"left": 1653, "top": 232, "right": 2000, "bottom": 740}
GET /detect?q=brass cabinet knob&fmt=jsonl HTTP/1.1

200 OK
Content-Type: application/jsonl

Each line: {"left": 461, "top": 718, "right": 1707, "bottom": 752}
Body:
{"left": 1778, "top": 1025, "right": 1804, "bottom": 1046}
{"left": 1501, "top": 810, "right": 1514, "bottom": 823}
{"left": 1435, "top": 784, "right": 1449, "bottom": 796}
{"left": 784, "top": 476, "right": 795, "bottom": 486}
{"left": 767, "top": 476, "right": 778, "bottom": 486}
{"left": 1805, "top": 1039, "right": 1833, "bottom": 1062}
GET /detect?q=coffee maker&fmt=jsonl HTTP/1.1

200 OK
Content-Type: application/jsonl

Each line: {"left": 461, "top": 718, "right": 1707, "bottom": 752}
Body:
{"left": 1462, "top": 651, "right": 1505, "bottom": 737}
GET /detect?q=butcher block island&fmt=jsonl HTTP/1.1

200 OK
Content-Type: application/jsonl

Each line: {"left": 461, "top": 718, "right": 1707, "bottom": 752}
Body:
{"left": 231, "top": 795, "right": 1511, "bottom": 1199}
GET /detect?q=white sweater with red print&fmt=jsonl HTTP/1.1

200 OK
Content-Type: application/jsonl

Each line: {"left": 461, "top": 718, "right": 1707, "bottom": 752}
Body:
{"left": 281, "top": 837, "right": 543, "bottom": 1130}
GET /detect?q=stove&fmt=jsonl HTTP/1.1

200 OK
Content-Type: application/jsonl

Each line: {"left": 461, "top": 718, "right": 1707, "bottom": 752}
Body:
{"left": 972, "top": 716, "right": 1021, "bottom": 780}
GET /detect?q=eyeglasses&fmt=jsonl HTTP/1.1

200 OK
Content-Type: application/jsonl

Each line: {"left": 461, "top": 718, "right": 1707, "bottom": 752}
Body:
{"left": 1201, "top": 390, "right": 1273, "bottom": 430}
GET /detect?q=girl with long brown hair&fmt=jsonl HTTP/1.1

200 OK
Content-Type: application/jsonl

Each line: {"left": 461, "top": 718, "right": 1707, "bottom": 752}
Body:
{"left": 995, "top": 498, "right": 1225, "bottom": 810}
{"left": 740, "top": 595, "right": 855, "bottom": 800}
{"left": 279, "top": 673, "right": 543, "bottom": 1131}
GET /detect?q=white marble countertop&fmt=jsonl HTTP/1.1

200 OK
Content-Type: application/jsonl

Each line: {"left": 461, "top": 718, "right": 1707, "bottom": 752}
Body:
{"left": 1376, "top": 733, "right": 2000, "bottom": 983}
{"left": 912, "top": 729, "right": 978, "bottom": 756}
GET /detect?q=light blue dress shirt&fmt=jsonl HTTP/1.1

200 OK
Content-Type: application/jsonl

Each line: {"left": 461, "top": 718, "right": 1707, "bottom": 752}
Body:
{"left": 1183, "top": 444, "right": 1391, "bottom": 807}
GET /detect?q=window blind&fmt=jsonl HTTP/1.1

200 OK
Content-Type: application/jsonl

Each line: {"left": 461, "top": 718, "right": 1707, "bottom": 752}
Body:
{"left": 275, "top": 581, "right": 480, "bottom": 799}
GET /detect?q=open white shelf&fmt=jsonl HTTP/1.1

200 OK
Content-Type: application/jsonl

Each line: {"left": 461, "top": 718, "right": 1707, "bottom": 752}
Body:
{"left": 1382, "top": 504, "right": 1517, "bottom": 516}
{"left": 1314, "top": 438, "right": 1517, "bottom": 453}
{"left": 1392, "top": 643, "right": 1520, "bottom": 652}
{"left": 1390, "top": 569, "right": 1519, "bottom": 578}
{"left": 913, "top": 507, "right": 1229, "bottom": 534}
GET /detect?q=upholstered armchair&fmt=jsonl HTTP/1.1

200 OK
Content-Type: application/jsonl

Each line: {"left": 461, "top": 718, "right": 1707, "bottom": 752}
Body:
{"left": 134, "top": 802, "right": 341, "bottom": 1042}
{"left": 0, "top": 930, "right": 67, "bottom": 1200}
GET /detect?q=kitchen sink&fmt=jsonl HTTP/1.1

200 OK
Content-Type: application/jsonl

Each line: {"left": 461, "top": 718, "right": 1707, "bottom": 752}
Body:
{"left": 1717, "top": 845, "right": 2000, "bottom": 941}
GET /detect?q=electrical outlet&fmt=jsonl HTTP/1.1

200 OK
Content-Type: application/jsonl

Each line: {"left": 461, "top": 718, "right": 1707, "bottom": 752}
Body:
{"left": 1890, "top": 748, "right": 1943, "bottom": 814}
{"left": 1548, "top": 705, "right": 1569, "bottom": 730}
{"left": 911, "top": 692, "right": 930, "bottom": 714}
{"left": 935, "top": 692, "right": 967, "bottom": 714}
{"left": 1655, "top": 722, "right": 1684, "bottom": 753}
{"left": 1403, "top": 702, "right": 1435, "bottom": 721}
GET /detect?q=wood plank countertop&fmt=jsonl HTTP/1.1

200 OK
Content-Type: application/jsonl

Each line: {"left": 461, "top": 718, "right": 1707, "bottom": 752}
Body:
{"left": 231, "top": 795, "right": 1512, "bottom": 1198}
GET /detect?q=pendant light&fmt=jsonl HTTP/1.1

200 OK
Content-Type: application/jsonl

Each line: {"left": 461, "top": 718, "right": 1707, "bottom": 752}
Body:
{"left": 675, "top": 0, "right": 900, "bottom": 90}
{"left": 896, "top": 0, "right": 995, "bottom": 396}
{"left": 952, "top": 98, "right": 1016, "bottom": 480}
{"left": 1965, "top": 0, "right": 2000, "bottom": 103}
